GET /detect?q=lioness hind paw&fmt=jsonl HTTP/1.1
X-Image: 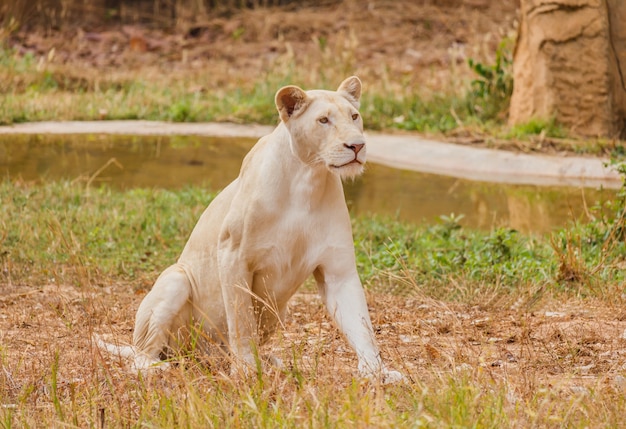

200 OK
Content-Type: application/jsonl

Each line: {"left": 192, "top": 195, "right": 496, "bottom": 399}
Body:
{"left": 265, "top": 354, "right": 284, "bottom": 369}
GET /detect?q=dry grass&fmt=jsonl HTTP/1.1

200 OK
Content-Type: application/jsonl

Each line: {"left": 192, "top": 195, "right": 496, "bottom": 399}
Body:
{"left": 2, "top": 281, "right": 626, "bottom": 427}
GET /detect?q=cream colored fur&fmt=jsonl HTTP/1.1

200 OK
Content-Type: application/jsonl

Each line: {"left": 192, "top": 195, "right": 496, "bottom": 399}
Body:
{"left": 97, "top": 77, "right": 403, "bottom": 383}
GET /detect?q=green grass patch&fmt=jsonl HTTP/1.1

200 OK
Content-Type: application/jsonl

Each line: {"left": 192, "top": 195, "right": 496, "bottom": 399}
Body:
{"left": 2, "top": 179, "right": 625, "bottom": 301}
{"left": 504, "top": 117, "right": 569, "bottom": 140}
{"left": 0, "top": 181, "right": 213, "bottom": 286}
{"left": 354, "top": 215, "right": 553, "bottom": 297}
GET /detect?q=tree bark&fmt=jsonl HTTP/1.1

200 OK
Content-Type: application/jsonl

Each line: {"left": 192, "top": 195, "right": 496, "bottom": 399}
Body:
{"left": 509, "top": 0, "right": 626, "bottom": 138}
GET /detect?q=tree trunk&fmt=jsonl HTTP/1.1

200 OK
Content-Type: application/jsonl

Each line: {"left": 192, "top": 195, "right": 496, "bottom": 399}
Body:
{"left": 509, "top": 0, "right": 626, "bottom": 139}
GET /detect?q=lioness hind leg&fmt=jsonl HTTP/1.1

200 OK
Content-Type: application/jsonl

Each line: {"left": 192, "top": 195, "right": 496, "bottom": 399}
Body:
{"left": 132, "top": 264, "right": 193, "bottom": 369}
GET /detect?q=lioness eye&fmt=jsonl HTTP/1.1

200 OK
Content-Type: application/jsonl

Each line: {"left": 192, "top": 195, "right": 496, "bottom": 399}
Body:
{"left": 352, "top": 113, "right": 359, "bottom": 120}
{"left": 318, "top": 117, "right": 329, "bottom": 124}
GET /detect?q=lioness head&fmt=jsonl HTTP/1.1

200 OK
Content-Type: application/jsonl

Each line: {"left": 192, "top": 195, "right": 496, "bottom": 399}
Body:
{"left": 275, "top": 76, "right": 366, "bottom": 179}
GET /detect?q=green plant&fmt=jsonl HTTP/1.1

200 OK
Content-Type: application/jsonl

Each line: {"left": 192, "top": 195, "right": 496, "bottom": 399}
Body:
{"left": 547, "top": 159, "right": 626, "bottom": 294}
{"left": 353, "top": 214, "right": 553, "bottom": 300}
{"left": 168, "top": 98, "right": 193, "bottom": 122}
{"left": 467, "top": 39, "right": 514, "bottom": 121}
{"left": 437, "top": 213, "right": 465, "bottom": 239}
{"left": 49, "top": 352, "right": 64, "bottom": 422}
{"left": 231, "top": 27, "right": 245, "bottom": 40}
{"left": 506, "top": 117, "right": 567, "bottom": 139}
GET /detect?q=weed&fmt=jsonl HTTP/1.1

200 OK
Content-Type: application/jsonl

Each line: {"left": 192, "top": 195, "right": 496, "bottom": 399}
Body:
{"left": 506, "top": 117, "right": 568, "bottom": 140}
{"left": 168, "top": 98, "right": 194, "bottom": 122}
{"left": 354, "top": 215, "right": 553, "bottom": 300}
{"left": 466, "top": 38, "right": 514, "bottom": 121}
{"left": 49, "top": 352, "right": 64, "bottom": 422}
{"left": 546, "top": 159, "right": 626, "bottom": 295}
{"left": 437, "top": 213, "right": 464, "bottom": 239}
{"left": 231, "top": 27, "right": 245, "bottom": 40}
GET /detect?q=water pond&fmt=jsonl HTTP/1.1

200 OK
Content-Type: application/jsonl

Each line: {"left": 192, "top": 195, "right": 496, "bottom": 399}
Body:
{"left": 0, "top": 134, "right": 615, "bottom": 235}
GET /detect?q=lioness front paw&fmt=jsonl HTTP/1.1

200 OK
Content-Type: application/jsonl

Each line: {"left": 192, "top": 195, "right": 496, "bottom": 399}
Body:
{"left": 359, "top": 366, "right": 406, "bottom": 385}
{"left": 380, "top": 369, "right": 405, "bottom": 384}
{"left": 132, "top": 356, "right": 171, "bottom": 373}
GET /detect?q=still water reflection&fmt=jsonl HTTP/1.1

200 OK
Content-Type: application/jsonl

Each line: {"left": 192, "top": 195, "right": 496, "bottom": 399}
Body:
{"left": 0, "top": 134, "right": 615, "bottom": 234}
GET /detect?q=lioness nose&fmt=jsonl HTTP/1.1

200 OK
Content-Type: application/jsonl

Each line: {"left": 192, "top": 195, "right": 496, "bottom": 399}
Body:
{"left": 345, "top": 143, "right": 365, "bottom": 155}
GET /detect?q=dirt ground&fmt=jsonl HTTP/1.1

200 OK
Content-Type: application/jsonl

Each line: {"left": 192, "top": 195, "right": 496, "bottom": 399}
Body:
{"left": 2, "top": 280, "right": 626, "bottom": 415}
{"left": 7, "top": 1, "right": 519, "bottom": 93}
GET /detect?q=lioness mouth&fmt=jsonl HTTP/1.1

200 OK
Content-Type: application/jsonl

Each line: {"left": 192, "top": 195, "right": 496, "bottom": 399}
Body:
{"left": 333, "top": 159, "right": 362, "bottom": 168}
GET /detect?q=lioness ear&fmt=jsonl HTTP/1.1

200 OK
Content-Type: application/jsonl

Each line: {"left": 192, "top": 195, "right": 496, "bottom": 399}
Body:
{"left": 337, "top": 76, "right": 362, "bottom": 108}
{"left": 275, "top": 85, "right": 309, "bottom": 123}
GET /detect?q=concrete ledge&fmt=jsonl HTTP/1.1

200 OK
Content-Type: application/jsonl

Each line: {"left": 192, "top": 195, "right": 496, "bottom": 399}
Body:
{"left": 0, "top": 120, "right": 621, "bottom": 189}
{"left": 365, "top": 134, "right": 621, "bottom": 189}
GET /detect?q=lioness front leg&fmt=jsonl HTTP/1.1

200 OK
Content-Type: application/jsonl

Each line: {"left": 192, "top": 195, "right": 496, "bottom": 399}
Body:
{"left": 314, "top": 267, "right": 404, "bottom": 383}
{"left": 217, "top": 239, "right": 258, "bottom": 373}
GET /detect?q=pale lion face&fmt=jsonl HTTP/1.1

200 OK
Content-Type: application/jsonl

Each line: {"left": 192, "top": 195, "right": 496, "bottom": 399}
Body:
{"left": 275, "top": 77, "right": 367, "bottom": 179}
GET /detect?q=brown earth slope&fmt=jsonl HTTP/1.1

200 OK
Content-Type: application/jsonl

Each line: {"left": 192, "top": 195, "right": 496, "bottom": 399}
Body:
{"left": 6, "top": 1, "right": 518, "bottom": 93}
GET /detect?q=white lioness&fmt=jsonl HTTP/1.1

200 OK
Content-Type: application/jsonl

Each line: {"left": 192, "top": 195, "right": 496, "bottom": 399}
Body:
{"left": 98, "top": 77, "right": 402, "bottom": 383}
